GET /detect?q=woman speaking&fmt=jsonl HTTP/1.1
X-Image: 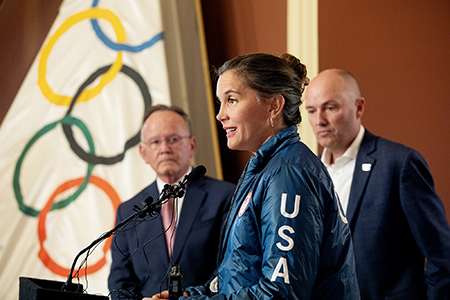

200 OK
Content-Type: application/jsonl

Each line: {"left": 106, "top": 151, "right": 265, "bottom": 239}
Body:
{"left": 151, "top": 53, "right": 360, "bottom": 300}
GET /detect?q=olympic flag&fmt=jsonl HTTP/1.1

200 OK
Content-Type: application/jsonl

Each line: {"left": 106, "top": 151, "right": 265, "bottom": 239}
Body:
{"left": 0, "top": 1, "right": 173, "bottom": 299}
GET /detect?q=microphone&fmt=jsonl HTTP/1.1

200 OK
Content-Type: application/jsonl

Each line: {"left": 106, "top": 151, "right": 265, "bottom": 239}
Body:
{"left": 172, "top": 165, "right": 206, "bottom": 198}
{"left": 138, "top": 196, "right": 154, "bottom": 218}
{"left": 148, "top": 165, "right": 207, "bottom": 213}
{"left": 185, "top": 165, "right": 207, "bottom": 183}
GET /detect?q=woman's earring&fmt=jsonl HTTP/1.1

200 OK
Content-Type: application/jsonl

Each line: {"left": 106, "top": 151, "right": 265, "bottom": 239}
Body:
{"left": 269, "top": 117, "right": 274, "bottom": 128}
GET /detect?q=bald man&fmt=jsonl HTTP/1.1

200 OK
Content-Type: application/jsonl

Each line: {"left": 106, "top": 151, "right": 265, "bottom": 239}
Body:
{"left": 304, "top": 69, "right": 450, "bottom": 300}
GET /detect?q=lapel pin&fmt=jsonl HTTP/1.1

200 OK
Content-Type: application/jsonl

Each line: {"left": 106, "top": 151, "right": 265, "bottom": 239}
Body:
{"left": 362, "top": 163, "right": 371, "bottom": 172}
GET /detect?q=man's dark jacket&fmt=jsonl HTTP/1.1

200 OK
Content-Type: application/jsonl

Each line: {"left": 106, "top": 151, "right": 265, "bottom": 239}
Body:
{"left": 108, "top": 176, "right": 235, "bottom": 299}
{"left": 343, "top": 130, "right": 450, "bottom": 299}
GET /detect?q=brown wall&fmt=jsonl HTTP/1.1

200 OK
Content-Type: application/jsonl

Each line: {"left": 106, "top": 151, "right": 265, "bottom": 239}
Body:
{"left": 201, "top": 0, "right": 287, "bottom": 183}
{"left": 0, "top": 0, "right": 62, "bottom": 123}
{"left": 1, "top": 0, "right": 449, "bottom": 220}
{"left": 202, "top": 0, "right": 450, "bottom": 221}
{"left": 0, "top": 0, "right": 286, "bottom": 183}
{"left": 319, "top": 0, "right": 450, "bottom": 219}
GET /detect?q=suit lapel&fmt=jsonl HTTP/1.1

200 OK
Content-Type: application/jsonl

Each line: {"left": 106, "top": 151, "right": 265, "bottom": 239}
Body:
{"left": 347, "top": 131, "right": 377, "bottom": 225}
{"left": 171, "top": 179, "right": 206, "bottom": 262}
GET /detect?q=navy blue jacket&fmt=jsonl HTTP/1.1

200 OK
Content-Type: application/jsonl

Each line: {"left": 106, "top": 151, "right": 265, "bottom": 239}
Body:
{"left": 184, "top": 126, "right": 360, "bottom": 299}
{"left": 108, "top": 176, "right": 235, "bottom": 299}
{"left": 346, "top": 130, "right": 450, "bottom": 299}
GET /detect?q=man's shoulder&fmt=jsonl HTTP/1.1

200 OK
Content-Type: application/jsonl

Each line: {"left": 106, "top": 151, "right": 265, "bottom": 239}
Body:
{"left": 117, "top": 182, "right": 156, "bottom": 210}
{"left": 195, "top": 175, "right": 236, "bottom": 192}
{"left": 361, "top": 130, "right": 425, "bottom": 164}
{"left": 116, "top": 177, "right": 235, "bottom": 212}
{"left": 363, "top": 130, "right": 417, "bottom": 153}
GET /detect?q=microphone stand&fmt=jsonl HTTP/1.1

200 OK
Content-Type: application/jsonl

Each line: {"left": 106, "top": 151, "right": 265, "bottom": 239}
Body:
{"left": 61, "top": 194, "right": 159, "bottom": 292}
{"left": 61, "top": 165, "right": 206, "bottom": 292}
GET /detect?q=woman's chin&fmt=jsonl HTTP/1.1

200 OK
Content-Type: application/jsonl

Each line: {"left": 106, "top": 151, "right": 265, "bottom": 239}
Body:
{"left": 227, "top": 140, "right": 239, "bottom": 151}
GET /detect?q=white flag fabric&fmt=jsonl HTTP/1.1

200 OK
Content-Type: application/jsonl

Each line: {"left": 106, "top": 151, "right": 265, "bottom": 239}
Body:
{"left": 0, "top": 1, "right": 172, "bottom": 299}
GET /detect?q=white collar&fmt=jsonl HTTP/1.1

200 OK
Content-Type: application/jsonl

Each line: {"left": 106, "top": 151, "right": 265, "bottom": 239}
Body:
{"left": 322, "top": 125, "right": 365, "bottom": 166}
{"left": 156, "top": 167, "right": 193, "bottom": 194}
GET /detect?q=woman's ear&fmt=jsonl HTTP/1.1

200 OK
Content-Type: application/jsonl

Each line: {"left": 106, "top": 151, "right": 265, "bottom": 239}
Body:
{"left": 269, "top": 94, "right": 285, "bottom": 119}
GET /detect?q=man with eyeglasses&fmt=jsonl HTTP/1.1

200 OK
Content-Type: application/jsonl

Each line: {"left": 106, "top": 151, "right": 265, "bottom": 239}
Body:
{"left": 108, "top": 105, "right": 236, "bottom": 300}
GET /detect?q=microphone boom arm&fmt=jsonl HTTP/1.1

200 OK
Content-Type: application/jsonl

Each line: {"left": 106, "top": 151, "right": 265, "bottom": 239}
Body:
{"left": 61, "top": 197, "right": 155, "bottom": 292}
{"left": 61, "top": 165, "right": 206, "bottom": 292}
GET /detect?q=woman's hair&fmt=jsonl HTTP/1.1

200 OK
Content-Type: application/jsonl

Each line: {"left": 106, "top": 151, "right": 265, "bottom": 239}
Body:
{"left": 217, "top": 53, "right": 309, "bottom": 126}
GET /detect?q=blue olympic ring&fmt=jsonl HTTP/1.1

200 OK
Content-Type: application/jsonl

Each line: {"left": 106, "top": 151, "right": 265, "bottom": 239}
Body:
{"left": 91, "top": 0, "right": 164, "bottom": 53}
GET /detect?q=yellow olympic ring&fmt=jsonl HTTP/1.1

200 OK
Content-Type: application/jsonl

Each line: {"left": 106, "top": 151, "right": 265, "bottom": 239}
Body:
{"left": 38, "top": 8, "right": 125, "bottom": 106}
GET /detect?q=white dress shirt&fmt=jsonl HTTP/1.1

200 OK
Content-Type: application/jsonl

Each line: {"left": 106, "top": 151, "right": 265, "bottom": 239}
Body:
{"left": 321, "top": 126, "right": 365, "bottom": 213}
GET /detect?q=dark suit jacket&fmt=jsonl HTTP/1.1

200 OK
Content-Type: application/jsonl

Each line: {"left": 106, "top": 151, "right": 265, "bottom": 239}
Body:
{"left": 346, "top": 130, "right": 450, "bottom": 300}
{"left": 108, "top": 176, "right": 235, "bottom": 300}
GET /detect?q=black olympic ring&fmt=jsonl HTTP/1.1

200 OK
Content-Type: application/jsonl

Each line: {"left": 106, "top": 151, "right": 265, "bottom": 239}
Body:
{"left": 63, "top": 64, "right": 152, "bottom": 165}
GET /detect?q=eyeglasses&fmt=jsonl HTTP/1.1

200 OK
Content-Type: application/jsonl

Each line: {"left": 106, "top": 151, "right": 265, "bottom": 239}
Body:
{"left": 142, "top": 135, "right": 191, "bottom": 150}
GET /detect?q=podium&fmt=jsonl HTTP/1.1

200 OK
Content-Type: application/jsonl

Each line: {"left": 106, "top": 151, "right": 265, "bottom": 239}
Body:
{"left": 19, "top": 277, "right": 109, "bottom": 300}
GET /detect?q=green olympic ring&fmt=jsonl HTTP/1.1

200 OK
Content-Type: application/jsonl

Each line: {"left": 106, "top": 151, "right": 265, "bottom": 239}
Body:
{"left": 13, "top": 115, "right": 95, "bottom": 217}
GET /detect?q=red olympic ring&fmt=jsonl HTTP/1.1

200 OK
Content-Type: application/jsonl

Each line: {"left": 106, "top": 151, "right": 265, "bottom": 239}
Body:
{"left": 38, "top": 175, "right": 121, "bottom": 277}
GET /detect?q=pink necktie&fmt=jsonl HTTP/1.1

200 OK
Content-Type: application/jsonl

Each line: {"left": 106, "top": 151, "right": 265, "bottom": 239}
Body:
{"left": 161, "top": 197, "right": 176, "bottom": 257}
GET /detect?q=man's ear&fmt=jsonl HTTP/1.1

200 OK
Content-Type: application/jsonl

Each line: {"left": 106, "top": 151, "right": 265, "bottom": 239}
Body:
{"left": 356, "top": 97, "right": 365, "bottom": 119}
{"left": 189, "top": 136, "right": 197, "bottom": 159}
{"left": 139, "top": 143, "right": 149, "bottom": 164}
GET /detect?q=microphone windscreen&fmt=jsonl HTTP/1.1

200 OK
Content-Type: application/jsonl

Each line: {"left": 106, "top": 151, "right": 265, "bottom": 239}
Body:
{"left": 186, "top": 165, "right": 206, "bottom": 183}
{"left": 144, "top": 196, "right": 153, "bottom": 205}
{"left": 138, "top": 196, "right": 154, "bottom": 218}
